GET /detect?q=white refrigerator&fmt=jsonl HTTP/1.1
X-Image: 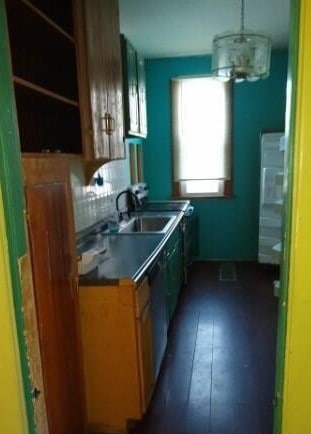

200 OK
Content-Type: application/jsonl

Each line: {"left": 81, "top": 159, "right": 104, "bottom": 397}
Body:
{"left": 258, "top": 132, "right": 285, "bottom": 264}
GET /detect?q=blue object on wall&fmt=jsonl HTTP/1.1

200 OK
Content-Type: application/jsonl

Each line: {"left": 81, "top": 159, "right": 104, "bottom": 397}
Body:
{"left": 144, "top": 50, "right": 288, "bottom": 260}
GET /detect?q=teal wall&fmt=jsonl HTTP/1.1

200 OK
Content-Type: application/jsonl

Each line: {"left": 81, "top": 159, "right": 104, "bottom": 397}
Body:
{"left": 144, "top": 50, "right": 288, "bottom": 260}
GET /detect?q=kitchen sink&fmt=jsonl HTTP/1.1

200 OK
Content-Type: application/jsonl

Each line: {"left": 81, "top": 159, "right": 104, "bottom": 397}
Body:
{"left": 119, "top": 216, "right": 175, "bottom": 233}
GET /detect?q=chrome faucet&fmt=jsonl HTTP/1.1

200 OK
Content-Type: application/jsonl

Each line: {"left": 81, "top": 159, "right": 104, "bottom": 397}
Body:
{"left": 115, "top": 190, "right": 140, "bottom": 221}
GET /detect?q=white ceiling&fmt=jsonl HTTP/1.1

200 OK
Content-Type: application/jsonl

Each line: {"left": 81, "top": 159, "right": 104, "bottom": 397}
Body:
{"left": 119, "top": 0, "right": 290, "bottom": 59}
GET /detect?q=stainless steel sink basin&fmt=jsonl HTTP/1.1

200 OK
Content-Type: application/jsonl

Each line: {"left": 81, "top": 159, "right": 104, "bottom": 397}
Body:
{"left": 119, "top": 216, "right": 175, "bottom": 233}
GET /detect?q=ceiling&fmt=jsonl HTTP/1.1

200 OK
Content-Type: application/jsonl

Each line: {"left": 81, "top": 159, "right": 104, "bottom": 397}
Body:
{"left": 119, "top": 0, "right": 290, "bottom": 59}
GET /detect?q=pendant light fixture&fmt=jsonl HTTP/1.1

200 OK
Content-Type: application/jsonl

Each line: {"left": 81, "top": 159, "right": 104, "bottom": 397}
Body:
{"left": 212, "top": 0, "right": 271, "bottom": 82}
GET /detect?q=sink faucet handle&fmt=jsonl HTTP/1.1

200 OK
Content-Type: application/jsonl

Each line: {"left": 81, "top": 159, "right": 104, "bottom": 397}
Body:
{"left": 128, "top": 190, "right": 141, "bottom": 212}
{"left": 116, "top": 189, "right": 130, "bottom": 221}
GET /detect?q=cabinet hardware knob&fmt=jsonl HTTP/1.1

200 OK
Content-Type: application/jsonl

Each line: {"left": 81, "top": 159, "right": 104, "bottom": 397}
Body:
{"left": 108, "top": 116, "right": 116, "bottom": 135}
{"left": 101, "top": 113, "right": 110, "bottom": 135}
{"left": 101, "top": 113, "right": 115, "bottom": 136}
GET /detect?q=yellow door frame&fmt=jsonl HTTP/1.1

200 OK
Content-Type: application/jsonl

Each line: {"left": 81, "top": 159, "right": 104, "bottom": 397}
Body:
{"left": 281, "top": 0, "right": 311, "bottom": 432}
{"left": 0, "top": 186, "right": 28, "bottom": 434}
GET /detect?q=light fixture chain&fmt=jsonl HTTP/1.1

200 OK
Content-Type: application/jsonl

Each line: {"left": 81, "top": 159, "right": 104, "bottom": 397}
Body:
{"left": 240, "top": 0, "right": 245, "bottom": 32}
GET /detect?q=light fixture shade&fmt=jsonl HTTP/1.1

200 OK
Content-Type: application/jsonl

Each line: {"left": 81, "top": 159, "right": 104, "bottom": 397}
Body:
{"left": 212, "top": 31, "right": 272, "bottom": 82}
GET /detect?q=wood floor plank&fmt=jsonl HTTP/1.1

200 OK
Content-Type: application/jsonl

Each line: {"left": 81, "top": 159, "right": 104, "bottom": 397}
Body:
{"left": 130, "top": 261, "right": 278, "bottom": 434}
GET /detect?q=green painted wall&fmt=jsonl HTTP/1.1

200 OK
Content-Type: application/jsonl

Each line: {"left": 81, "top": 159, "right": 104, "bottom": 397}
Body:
{"left": 144, "top": 51, "right": 288, "bottom": 260}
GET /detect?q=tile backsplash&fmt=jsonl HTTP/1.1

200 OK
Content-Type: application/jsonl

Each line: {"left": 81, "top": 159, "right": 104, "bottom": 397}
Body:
{"left": 70, "top": 143, "right": 131, "bottom": 233}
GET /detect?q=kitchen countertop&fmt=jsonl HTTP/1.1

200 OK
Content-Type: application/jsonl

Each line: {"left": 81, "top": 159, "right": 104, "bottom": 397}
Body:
{"left": 78, "top": 211, "right": 184, "bottom": 286}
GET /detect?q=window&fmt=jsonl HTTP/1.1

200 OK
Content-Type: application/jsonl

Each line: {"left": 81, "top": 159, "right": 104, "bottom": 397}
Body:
{"left": 171, "top": 76, "right": 232, "bottom": 198}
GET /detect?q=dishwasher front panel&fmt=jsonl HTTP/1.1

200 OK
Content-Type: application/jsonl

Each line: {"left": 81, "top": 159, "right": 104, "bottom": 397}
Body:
{"left": 149, "top": 258, "right": 167, "bottom": 380}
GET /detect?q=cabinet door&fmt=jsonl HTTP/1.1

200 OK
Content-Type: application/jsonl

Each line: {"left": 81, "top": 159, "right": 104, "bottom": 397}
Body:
{"left": 103, "top": 0, "right": 125, "bottom": 159}
{"left": 137, "top": 53, "right": 148, "bottom": 137}
{"left": 166, "top": 234, "right": 183, "bottom": 321}
{"left": 126, "top": 40, "right": 140, "bottom": 135}
{"left": 186, "top": 215, "right": 198, "bottom": 266}
{"left": 83, "top": 0, "right": 110, "bottom": 159}
{"left": 167, "top": 253, "right": 177, "bottom": 321}
{"left": 136, "top": 301, "right": 154, "bottom": 412}
{"left": 76, "top": 0, "right": 124, "bottom": 161}
{"left": 23, "top": 158, "right": 85, "bottom": 434}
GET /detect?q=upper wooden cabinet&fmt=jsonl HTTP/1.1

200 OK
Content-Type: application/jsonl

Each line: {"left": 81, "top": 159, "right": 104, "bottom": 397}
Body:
{"left": 74, "top": 0, "right": 125, "bottom": 163}
{"left": 121, "top": 35, "right": 148, "bottom": 138}
{"left": 122, "top": 38, "right": 139, "bottom": 135}
{"left": 5, "top": 0, "right": 82, "bottom": 154}
{"left": 5, "top": 0, "right": 125, "bottom": 169}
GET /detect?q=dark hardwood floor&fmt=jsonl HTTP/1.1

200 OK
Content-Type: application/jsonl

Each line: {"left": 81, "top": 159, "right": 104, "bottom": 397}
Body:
{"left": 130, "top": 261, "right": 279, "bottom": 434}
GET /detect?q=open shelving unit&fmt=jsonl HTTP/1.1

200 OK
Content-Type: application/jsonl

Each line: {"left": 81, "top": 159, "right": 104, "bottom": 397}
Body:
{"left": 5, "top": 0, "right": 82, "bottom": 154}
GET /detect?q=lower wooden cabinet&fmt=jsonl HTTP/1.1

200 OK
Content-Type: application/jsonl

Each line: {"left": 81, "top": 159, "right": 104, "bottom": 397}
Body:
{"left": 23, "top": 156, "right": 86, "bottom": 434}
{"left": 78, "top": 277, "right": 154, "bottom": 433}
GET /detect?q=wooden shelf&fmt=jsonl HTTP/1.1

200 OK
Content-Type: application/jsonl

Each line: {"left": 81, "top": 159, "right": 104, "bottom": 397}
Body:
{"left": 22, "top": 152, "right": 84, "bottom": 159}
{"left": 5, "top": 0, "right": 82, "bottom": 155}
{"left": 14, "top": 76, "right": 79, "bottom": 107}
{"left": 21, "top": 0, "right": 75, "bottom": 43}
{"left": 14, "top": 83, "right": 82, "bottom": 154}
{"left": 6, "top": 0, "right": 79, "bottom": 100}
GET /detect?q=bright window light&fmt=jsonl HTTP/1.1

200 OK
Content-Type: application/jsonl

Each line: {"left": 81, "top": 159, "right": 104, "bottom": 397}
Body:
{"left": 171, "top": 76, "right": 232, "bottom": 197}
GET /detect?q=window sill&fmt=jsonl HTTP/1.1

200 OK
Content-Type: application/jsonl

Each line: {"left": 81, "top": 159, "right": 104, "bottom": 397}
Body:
{"left": 172, "top": 193, "right": 233, "bottom": 200}
{"left": 172, "top": 180, "right": 233, "bottom": 199}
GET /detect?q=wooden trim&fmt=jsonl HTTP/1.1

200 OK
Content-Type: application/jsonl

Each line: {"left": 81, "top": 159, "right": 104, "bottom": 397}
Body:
{"left": 19, "top": 254, "right": 49, "bottom": 434}
{"left": 22, "top": 156, "right": 71, "bottom": 185}
{"left": 84, "top": 159, "right": 110, "bottom": 184}
{"left": 130, "top": 143, "right": 138, "bottom": 183}
{"left": 137, "top": 144, "right": 144, "bottom": 182}
{"left": 172, "top": 181, "right": 181, "bottom": 198}
{"left": 21, "top": 0, "right": 75, "bottom": 42}
{"left": 22, "top": 153, "right": 83, "bottom": 160}
{"left": 224, "top": 179, "right": 232, "bottom": 197}
{"left": 135, "top": 277, "right": 150, "bottom": 318}
{"left": 14, "top": 76, "right": 79, "bottom": 107}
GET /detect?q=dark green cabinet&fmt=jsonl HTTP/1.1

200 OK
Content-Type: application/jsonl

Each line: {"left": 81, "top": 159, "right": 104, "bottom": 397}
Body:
{"left": 121, "top": 35, "right": 148, "bottom": 138}
{"left": 137, "top": 53, "right": 147, "bottom": 136}
{"left": 184, "top": 215, "right": 198, "bottom": 280}
{"left": 164, "top": 226, "right": 183, "bottom": 324}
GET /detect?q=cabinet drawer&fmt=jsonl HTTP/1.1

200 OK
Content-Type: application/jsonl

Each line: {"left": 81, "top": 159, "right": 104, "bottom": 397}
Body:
{"left": 135, "top": 277, "right": 150, "bottom": 317}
